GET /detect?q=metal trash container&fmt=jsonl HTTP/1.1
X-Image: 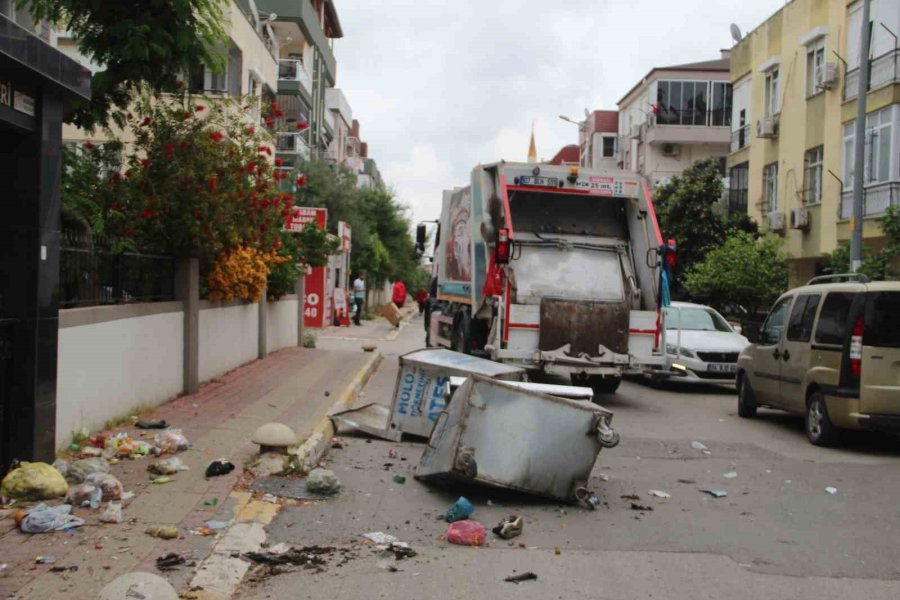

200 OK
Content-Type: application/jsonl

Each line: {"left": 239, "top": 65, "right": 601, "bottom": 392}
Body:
{"left": 416, "top": 374, "right": 619, "bottom": 504}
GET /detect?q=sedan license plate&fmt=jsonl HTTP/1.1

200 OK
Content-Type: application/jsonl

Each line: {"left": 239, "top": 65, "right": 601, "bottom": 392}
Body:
{"left": 518, "top": 175, "right": 558, "bottom": 187}
{"left": 707, "top": 363, "right": 737, "bottom": 374}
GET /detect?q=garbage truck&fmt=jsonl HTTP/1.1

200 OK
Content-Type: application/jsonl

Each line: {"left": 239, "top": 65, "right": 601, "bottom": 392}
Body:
{"left": 419, "top": 161, "right": 668, "bottom": 393}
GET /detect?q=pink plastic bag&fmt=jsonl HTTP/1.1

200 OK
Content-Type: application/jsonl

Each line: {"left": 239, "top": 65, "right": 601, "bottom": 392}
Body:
{"left": 446, "top": 519, "right": 485, "bottom": 547}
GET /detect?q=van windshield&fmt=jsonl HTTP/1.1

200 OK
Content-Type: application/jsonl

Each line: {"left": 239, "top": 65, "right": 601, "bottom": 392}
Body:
{"left": 867, "top": 292, "right": 900, "bottom": 348}
{"left": 665, "top": 307, "right": 733, "bottom": 332}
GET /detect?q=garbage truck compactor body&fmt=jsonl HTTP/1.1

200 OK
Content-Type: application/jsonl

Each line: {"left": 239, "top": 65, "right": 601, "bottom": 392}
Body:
{"left": 426, "top": 162, "right": 667, "bottom": 391}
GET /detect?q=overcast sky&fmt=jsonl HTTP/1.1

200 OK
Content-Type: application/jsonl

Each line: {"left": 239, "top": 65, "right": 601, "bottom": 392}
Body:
{"left": 334, "top": 0, "right": 786, "bottom": 227}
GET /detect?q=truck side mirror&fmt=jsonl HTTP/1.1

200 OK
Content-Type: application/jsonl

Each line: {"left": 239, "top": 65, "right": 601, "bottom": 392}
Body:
{"left": 415, "top": 224, "right": 427, "bottom": 254}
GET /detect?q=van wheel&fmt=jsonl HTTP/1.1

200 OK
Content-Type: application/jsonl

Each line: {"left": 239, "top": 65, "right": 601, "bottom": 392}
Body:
{"left": 452, "top": 311, "right": 471, "bottom": 354}
{"left": 737, "top": 375, "right": 757, "bottom": 418}
{"left": 588, "top": 375, "right": 621, "bottom": 395}
{"left": 806, "top": 391, "right": 839, "bottom": 447}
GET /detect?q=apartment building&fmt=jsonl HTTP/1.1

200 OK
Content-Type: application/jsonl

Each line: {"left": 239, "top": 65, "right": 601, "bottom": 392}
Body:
{"left": 579, "top": 110, "right": 619, "bottom": 170}
{"left": 726, "top": 0, "right": 899, "bottom": 285}
{"left": 260, "top": 0, "right": 342, "bottom": 166}
{"left": 618, "top": 52, "right": 733, "bottom": 188}
{"left": 325, "top": 87, "right": 353, "bottom": 163}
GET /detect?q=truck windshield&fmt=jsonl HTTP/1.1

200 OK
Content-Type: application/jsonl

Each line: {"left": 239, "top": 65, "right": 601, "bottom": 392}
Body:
{"left": 664, "top": 307, "right": 733, "bottom": 332}
{"left": 508, "top": 190, "right": 626, "bottom": 237}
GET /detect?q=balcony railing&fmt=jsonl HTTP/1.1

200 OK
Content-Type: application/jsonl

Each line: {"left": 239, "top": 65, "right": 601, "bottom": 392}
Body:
{"left": 652, "top": 108, "right": 731, "bottom": 128}
{"left": 844, "top": 49, "right": 900, "bottom": 101}
{"left": 278, "top": 59, "right": 310, "bottom": 89}
{"left": 275, "top": 132, "right": 311, "bottom": 160}
{"left": 730, "top": 125, "right": 750, "bottom": 152}
{"left": 839, "top": 181, "right": 900, "bottom": 219}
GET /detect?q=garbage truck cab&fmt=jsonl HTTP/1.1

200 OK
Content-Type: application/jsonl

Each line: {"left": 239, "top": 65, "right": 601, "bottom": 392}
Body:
{"left": 425, "top": 162, "right": 668, "bottom": 393}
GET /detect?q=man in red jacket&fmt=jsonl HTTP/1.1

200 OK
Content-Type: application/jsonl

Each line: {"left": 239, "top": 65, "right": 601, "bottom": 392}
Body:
{"left": 391, "top": 279, "right": 407, "bottom": 308}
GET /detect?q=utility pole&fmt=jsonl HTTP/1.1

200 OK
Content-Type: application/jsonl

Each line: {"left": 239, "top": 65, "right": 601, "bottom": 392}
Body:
{"left": 851, "top": 0, "right": 872, "bottom": 272}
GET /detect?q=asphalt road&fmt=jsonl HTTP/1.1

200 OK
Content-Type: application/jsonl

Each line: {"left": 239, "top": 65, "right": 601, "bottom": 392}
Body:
{"left": 241, "top": 316, "right": 900, "bottom": 599}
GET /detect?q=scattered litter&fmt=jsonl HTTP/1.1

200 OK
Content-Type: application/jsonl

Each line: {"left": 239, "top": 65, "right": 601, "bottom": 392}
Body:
{"left": 504, "top": 572, "right": 537, "bottom": 584}
{"left": 66, "top": 483, "right": 101, "bottom": 509}
{"left": 306, "top": 468, "right": 341, "bottom": 495}
{"left": 260, "top": 494, "right": 278, "bottom": 504}
{"left": 690, "top": 441, "right": 708, "bottom": 451}
{"left": 362, "top": 532, "right": 398, "bottom": 545}
{"left": 35, "top": 556, "right": 56, "bottom": 564}
{"left": 1, "top": 462, "right": 69, "bottom": 500}
{"left": 677, "top": 479, "right": 696, "bottom": 484}
{"left": 554, "top": 546, "right": 561, "bottom": 555}
{"left": 148, "top": 458, "right": 190, "bottom": 475}
{"left": 330, "top": 437, "right": 346, "bottom": 449}
{"left": 251, "top": 476, "right": 340, "bottom": 501}
{"left": 49, "top": 565, "right": 78, "bottom": 573}
{"left": 243, "top": 546, "right": 334, "bottom": 569}
{"left": 599, "top": 473, "right": 609, "bottom": 482}
{"left": 388, "top": 448, "right": 398, "bottom": 459}
{"left": 20, "top": 504, "right": 85, "bottom": 533}
{"left": 72, "top": 427, "right": 90, "bottom": 445}
{"left": 393, "top": 475, "right": 406, "bottom": 484}
{"left": 196, "top": 527, "right": 216, "bottom": 536}
{"left": 121, "top": 491, "right": 136, "bottom": 503}
{"left": 444, "top": 497, "right": 474, "bottom": 523}
{"left": 150, "top": 476, "right": 174, "bottom": 485}
{"left": 136, "top": 419, "right": 168, "bottom": 430}
{"left": 492, "top": 515, "right": 523, "bottom": 540}
{"left": 630, "top": 503, "right": 653, "bottom": 511}
{"left": 0, "top": 564, "right": 7, "bottom": 573}
{"left": 85, "top": 473, "right": 124, "bottom": 500}
{"left": 205, "top": 459, "right": 235, "bottom": 478}
{"left": 203, "top": 498, "right": 218, "bottom": 506}
{"left": 649, "top": 490, "right": 671, "bottom": 499}
{"left": 100, "top": 502, "right": 123, "bottom": 524}
{"left": 446, "top": 520, "right": 485, "bottom": 546}
{"left": 486, "top": 499, "right": 501, "bottom": 507}
{"left": 51, "top": 459, "right": 68, "bottom": 478}
{"left": 784, "top": 480, "right": 792, "bottom": 484}
{"left": 145, "top": 526, "right": 178, "bottom": 540}
{"left": 620, "top": 494, "right": 641, "bottom": 501}
{"left": 66, "top": 457, "right": 110, "bottom": 484}
{"left": 723, "top": 471, "right": 738, "bottom": 479}
{"left": 204, "top": 520, "right": 227, "bottom": 530}
{"left": 381, "top": 542, "right": 417, "bottom": 560}
{"left": 154, "top": 429, "right": 189, "bottom": 455}
{"left": 155, "top": 552, "right": 193, "bottom": 571}
{"left": 699, "top": 488, "right": 728, "bottom": 498}
{"left": 79, "top": 446, "right": 103, "bottom": 458}
{"left": 825, "top": 486, "right": 837, "bottom": 495}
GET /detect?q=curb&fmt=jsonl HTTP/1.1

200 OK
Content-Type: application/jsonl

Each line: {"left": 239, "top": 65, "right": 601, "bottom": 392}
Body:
{"left": 184, "top": 350, "right": 383, "bottom": 599}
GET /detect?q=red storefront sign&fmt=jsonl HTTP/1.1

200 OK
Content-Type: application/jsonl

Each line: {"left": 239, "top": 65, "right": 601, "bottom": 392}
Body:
{"left": 304, "top": 266, "right": 327, "bottom": 328}
{"left": 285, "top": 206, "right": 327, "bottom": 232}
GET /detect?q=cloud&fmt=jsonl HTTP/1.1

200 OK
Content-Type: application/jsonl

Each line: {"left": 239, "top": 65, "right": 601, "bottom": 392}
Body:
{"left": 334, "top": 0, "right": 786, "bottom": 226}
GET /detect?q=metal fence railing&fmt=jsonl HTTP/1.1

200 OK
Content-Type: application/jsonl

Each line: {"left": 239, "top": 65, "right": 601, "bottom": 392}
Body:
{"left": 844, "top": 49, "right": 900, "bottom": 102}
{"left": 60, "top": 232, "right": 177, "bottom": 308}
{"left": 839, "top": 181, "right": 900, "bottom": 220}
{"left": 730, "top": 125, "right": 750, "bottom": 152}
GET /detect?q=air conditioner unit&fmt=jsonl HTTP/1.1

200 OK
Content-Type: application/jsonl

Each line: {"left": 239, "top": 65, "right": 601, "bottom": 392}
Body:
{"left": 790, "top": 208, "right": 810, "bottom": 230}
{"left": 817, "top": 62, "right": 838, "bottom": 90}
{"left": 756, "top": 117, "right": 778, "bottom": 138}
{"left": 661, "top": 143, "right": 681, "bottom": 157}
{"left": 768, "top": 210, "right": 786, "bottom": 232}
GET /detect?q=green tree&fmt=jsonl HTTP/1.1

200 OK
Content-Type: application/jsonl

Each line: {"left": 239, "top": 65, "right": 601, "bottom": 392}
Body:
{"left": 820, "top": 206, "right": 900, "bottom": 281}
{"left": 655, "top": 157, "right": 759, "bottom": 290}
{"left": 682, "top": 232, "right": 788, "bottom": 317}
{"left": 19, "top": 0, "right": 227, "bottom": 128}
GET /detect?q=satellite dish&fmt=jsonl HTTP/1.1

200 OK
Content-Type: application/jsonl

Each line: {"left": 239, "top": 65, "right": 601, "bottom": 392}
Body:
{"left": 730, "top": 23, "right": 743, "bottom": 44}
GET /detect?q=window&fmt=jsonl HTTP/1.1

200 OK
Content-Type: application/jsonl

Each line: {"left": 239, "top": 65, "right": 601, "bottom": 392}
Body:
{"left": 763, "top": 162, "right": 778, "bottom": 212}
{"left": 760, "top": 296, "right": 794, "bottom": 345}
{"left": 806, "top": 41, "right": 826, "bottom": 97}
{"left": 764, "top": 69, "right": 780, "bottom": 117}
{"left": 664, "top": 307, "right": 733, "bottom": 332}
{"left": 842, "top": 107, "right": 895, "bottom": 189}
{"left": 803, "top": 146, "right": 824, "bottom": 204}
{"left": 865, "top": 292, "right": 900, "bottom": 348}
{"left": 787, "top": 294, "right": 821, "bottom": 342}
{"left": 656, "top": 80, "right": 731, "bottom": 126}
{"left": 814, "top": 292, "right": 856, "bottom": 345}
{"left": 601, "top": 136, "right": 616, "bottom": 158}
{"left": 728, "top": 162, "right": 749, "bottom": 215}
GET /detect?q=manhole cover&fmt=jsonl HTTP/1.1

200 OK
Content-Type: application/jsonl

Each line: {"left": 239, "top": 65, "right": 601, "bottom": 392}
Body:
{"left": 250, "top": 476, "right": 341, "bottom": 500}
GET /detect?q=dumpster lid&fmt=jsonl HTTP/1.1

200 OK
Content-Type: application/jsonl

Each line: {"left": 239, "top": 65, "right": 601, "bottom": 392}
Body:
{"left": 400, "top": 349, "right": 525, "bottom": 379}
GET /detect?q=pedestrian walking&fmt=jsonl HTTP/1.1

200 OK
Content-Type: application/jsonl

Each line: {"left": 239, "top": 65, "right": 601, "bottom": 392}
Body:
{"left": 352, "top": 273, "right": 366, "bottom": 326}
{"left": 392, "top": 279, "right": 407, "bottom": 309}
{"left": 415, "top": 288, "right": 428, "bottom": 314}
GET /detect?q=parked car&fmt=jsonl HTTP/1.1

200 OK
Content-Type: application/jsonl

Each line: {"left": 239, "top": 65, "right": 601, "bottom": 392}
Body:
{"left": 662, "top": 302, "right": 749, "bottom": 384}
{"left": 736, "top": 274, "right": 900, "bottom": 446}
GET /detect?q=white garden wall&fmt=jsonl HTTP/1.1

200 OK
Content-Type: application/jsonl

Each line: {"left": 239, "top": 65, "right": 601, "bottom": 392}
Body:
{"left": 267, "top": 295, "right": 299, "bottom": 353}
{"left": 198, "top": 301, "right": 259, "bottom": 383}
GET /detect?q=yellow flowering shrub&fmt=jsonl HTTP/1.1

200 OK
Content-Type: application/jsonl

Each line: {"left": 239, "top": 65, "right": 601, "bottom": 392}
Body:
{"left": 207, "top": 246, "right": 289, "bottom": 302}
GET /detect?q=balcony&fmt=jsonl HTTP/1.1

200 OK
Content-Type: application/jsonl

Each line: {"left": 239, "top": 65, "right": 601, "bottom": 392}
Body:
{"left": 840, "top": 181, "right": 900, "bottom": 219}
{"left": 255, "top": 0, "right": 336, "bottom": 82}
{"left": 844, "top": 50, "right": 900, "bottom": 102}
{"left": 645, "top": 111, "right": 731, "bottom": 146}
{"left": 275, "top": 132, "right": 311, "bottom": 161}
{"left": 277, "top": 59, "right": 312, "bottom": 104}
{"left": 730, "top": 124, "right": 750, "bottom": 152}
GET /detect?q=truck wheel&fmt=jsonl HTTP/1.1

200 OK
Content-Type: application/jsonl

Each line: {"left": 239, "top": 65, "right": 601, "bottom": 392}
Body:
{"left": 452, "top": 311, "right": 471, "bottom": 354}
{"left": 806, "top": 391, "right": 839, "bottom": 447}
{"left": 588, "top": 375, "right": 621, "bottom": 395}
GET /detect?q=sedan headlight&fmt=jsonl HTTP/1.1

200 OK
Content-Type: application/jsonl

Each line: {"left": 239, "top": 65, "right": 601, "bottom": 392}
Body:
{"left": 666, "top": 344, "right": 695, "bottom": 358}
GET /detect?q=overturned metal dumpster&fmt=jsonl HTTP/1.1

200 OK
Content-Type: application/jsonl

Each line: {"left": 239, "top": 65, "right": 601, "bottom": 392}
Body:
{"left": 416, "top": 375, "right": 619, "bottom": 504}
{"left": 331, "top": 348, "right": 524, "bottom": 441}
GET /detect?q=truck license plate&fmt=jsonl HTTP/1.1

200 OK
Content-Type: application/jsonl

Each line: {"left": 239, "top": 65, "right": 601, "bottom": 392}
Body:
{"left": 707, "top": 363, "right": 737, "bottom": 373}
{"left": 518, "top": 175, "right": 558, "bottom": 187}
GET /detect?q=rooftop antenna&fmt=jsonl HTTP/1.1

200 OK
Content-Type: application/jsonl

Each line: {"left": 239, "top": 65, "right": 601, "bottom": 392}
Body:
{"left": 730, "top": 23, "right": 743, "bottom": 44}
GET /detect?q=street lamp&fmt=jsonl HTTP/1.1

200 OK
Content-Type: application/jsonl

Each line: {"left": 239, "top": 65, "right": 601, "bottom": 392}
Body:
{"left": 558, "top": 115, "right": 583, "bottom": 128}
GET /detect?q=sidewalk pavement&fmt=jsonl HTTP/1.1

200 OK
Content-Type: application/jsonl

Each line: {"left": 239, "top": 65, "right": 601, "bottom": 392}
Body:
{"left": 318, "top": 303, "right": 421, "bottom": 344}
{"left": 0, "top": 345, "right": 378, "bottom": 600}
